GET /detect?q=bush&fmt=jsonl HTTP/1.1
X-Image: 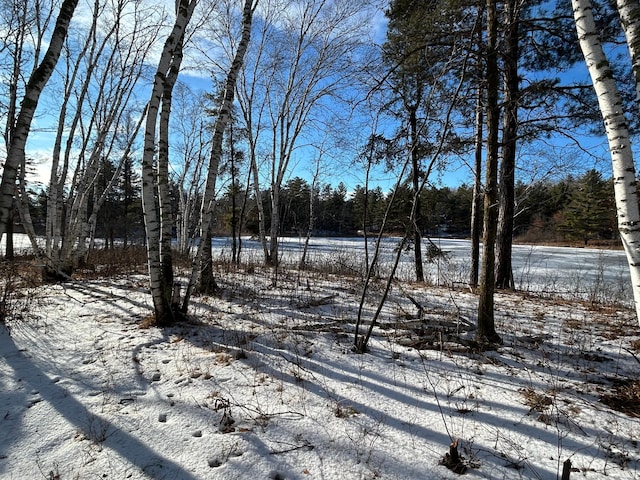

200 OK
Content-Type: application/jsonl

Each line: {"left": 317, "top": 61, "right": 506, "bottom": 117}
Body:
{"left": 0, "top": 260, "right": 40, "bottom": 331}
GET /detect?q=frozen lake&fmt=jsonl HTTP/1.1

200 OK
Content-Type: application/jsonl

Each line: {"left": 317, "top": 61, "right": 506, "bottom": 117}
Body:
{"left": 2, "top": 234, "right": 631, "bottom": 307}
{"left": 213, "top": 236, "right": 633, "bottom": 307}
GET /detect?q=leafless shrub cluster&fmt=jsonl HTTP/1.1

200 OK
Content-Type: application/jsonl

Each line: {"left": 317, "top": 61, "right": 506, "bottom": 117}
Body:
{"left": 600, "top": 380, "right": 640, "bottom": 418}
{"left": 0, "top": 260, "right": 41, "bottom": 330}
{"left": 83, "top": 246, "right": 149, "bottom": 277}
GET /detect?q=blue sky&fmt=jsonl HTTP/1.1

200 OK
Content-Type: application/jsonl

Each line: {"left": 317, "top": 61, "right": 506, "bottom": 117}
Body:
{"left": 12, "top": 0, "right": 630, "bottom": 197}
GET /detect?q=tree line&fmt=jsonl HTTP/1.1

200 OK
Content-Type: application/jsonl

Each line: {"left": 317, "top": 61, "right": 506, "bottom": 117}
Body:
{"left": 25, "top": 168, "right": 618, "bottom": 248}
{"left": 2, "top": 0, "right": 640, "bottom": 346}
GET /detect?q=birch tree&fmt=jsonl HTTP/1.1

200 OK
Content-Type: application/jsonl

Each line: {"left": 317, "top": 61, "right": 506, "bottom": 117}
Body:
{"left": 181, "top": 0, "right": 255, "bottom": 312}
{"left": 238, "top": 0, "right": 371, "bottom": 272}
{"left": 141, "top": 0, "right": 197, "bottom": 325}
{"left": 0, "top": 0, "right": 79, "bottom": 240}
{"left": 572, "top": 0, "right": 640, "bottom": 323}
{"left": 1, "top": 0, "right": 56, "bottom": 256}
{"left": 40, "top": 0, "right": 159, "bottom": 275}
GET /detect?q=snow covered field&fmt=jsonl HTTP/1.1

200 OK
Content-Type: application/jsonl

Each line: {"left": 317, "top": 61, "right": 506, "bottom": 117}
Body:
{"left": 1, "top": 238, "right": 639, "bottom": 479}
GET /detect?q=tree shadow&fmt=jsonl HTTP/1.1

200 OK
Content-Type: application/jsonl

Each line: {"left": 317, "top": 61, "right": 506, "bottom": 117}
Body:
{"left": 0, "top": 328, "right": 199, "bottom": 480}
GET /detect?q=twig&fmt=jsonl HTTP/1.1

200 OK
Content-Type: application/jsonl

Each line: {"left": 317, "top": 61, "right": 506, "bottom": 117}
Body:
{"left": 270, "top": 440, "right": 314, "bottom": 455}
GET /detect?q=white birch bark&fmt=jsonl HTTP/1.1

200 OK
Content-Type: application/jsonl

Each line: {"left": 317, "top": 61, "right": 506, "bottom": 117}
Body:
{"left": 573, "top": 0, "right": 640, "bottom": 323}
{"left": 616, "top": 0, "right": 640, "bottom": 102}
{"left": 141, "top": 0, "right": 197, "bottom": 324}
{"left": 182, "top": 0, "right": 255, "bottom": 311}
{"left": 0, "top": 0, "right": 79, "bottom": 239}
{"left": 46, "top": 0, "right": 106, "bottom": 261}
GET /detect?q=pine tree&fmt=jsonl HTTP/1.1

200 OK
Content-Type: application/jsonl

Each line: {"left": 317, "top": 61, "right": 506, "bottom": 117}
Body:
{"left": 382, "top": 0, "right": 467, "bottom": 282}
{"left": 560, "top": 170, "right": 614, "bottom": 245}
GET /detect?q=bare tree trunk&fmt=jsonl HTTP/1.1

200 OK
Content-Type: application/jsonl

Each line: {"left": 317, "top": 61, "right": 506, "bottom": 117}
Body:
{"left": 230, "top": 126, "right": 239, "bottom": 264}
{"left": 0, "top": 0, "right": 79, "bottom": 238}
{"left": 156, "top": 30, "right": 184, "bottom": 311}
{"left": 495, "top": 0, "right": 519, "bottom": 290}
{"left": 269, "top": 182, "right": 280, "bottom": 268}
{"left": 299, "top": 152, "right": 321, "bottom": 269}
{"left": 182, "top": 0, "right": 254, "bottom": 311}
{"left": 409, "top": 106, "right": 425, "bottom": 282}
{"left": 142, "top": 0, "right": 197, "bottom": 326}
{"left": 251, "top": 153, "right": 270, "bottom": 263}
{"left": 470, "top": 84, "right": 483, "bottom": 289}
{"left": 198, "top": 226, "right": 218, "bottom": 294}
{"left": 477, "top": 0, "right": 501, "bottom": 344}
{"left": 236, "top": 166, "right": 253, "bottom": 265}
{"left": 573, "top": 0, "right": 640, "bottom": 323}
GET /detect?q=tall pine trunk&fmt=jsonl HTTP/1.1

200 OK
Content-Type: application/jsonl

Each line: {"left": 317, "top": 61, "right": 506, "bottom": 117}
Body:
{"left": 477, "top": 0, "right": 502, "bottom": 344}
{"left": 495, "top": 0, "right": 519, "bottom": 290}
{"left": 470, "top": 84, "right": 483, "bottom": 288}
{"left": 573, "top": 0, "right": 640, "bottom": 323}
{"left": 410, "top": 106, "right": 425, "bottom": 282}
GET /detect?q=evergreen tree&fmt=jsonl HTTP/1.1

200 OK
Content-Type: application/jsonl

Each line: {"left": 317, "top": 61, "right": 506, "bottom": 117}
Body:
{"left": 560, "top": 170, "right": 615, "bottom": 245}
{"left": 383, "top": 0, "right": 471, "bottom": 282}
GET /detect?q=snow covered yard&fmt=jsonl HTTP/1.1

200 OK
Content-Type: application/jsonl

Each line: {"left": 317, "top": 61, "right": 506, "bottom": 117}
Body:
{"left": 1, "top": 265, "right": 639, "bottom": 479}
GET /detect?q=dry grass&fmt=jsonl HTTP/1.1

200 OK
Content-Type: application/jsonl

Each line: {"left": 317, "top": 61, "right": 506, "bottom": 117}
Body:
{"left": 600, "top": 380, "right": 640, "bottom": 417}
{"left": 0, "top": 259, "right": 43, "bottom": 328}
{"left": 520, "top": 388, "right": 555, "bottom": 413}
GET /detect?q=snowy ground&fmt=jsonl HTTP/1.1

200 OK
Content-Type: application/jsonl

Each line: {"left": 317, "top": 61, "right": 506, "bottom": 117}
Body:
{"left": 1, "top": 248, "right": 640, "bottom": 480}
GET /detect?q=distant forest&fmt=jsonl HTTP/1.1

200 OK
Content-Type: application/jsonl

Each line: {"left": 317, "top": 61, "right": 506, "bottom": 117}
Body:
{"left": 26, "top": 168, "right": 617, "bottom": 248}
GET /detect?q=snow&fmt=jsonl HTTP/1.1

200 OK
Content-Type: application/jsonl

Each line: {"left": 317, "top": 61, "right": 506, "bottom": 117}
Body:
{"left": 1, "top": 240, "right": 639, "bottom": 479}
{"left": 218, "top": 236, "right": 633, "bottom": 305}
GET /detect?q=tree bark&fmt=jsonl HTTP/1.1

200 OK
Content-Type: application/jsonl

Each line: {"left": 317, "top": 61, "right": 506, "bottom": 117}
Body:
{"left": 410, "top": 106, "right": 425, "bottom": 282}
{"left": 157, "top": 27, "right": 184, "bottom": 313}
{"left": 495, "top": 0, "right": 519, "bottom": 290}
{"left": 470, "top": 84, "right": 483, "bottom": 289}
{"left": 182, "top": 0, "right": 254, "bottom": 311}
{"left": 198, "top": 226, "right": 218, "bottom": 294}
{"left": 477, "top": 0, "right": 502, "bottom": 344}
{"left": 0, "top": 0, "right": 79, "bottom": 239}
{"left": 573, "top": 0, "right": 640, "bottom": 323}
{"left": 142, "top": 0, "right": 197, "bottom": 325}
